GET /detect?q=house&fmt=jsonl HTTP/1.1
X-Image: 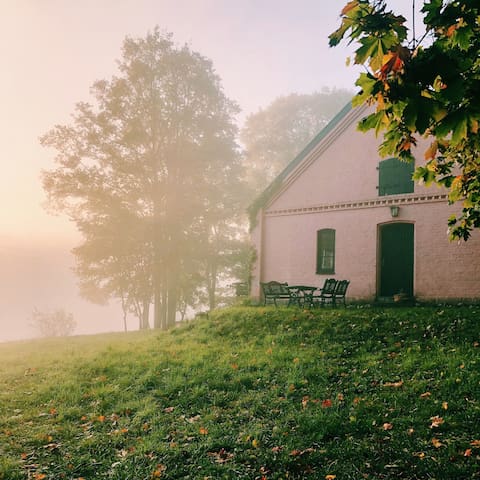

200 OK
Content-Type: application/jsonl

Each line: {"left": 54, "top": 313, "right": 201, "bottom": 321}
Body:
{"left": 250, "top": 102, "right": 480, "bottom": 302}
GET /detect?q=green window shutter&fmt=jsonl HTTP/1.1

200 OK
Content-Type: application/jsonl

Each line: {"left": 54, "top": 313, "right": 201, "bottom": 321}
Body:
{"left": 316, "top": 229, "right": 335, "bottom": 274}
{"left": 378, "top": 157, "right": 414, "bottom": 196}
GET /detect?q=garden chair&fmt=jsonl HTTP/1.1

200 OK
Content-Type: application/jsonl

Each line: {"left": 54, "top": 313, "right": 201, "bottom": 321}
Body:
{"left": 312, "top": 278, "right": 338, "bottom": 307}
{"left": 332, "top": 280, "right": 350, "bottom": 307}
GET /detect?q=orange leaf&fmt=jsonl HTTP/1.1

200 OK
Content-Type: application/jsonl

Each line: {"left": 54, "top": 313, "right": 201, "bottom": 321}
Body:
{"left": 383, "top": 422, "right": 393, "bottom": 431}
{"left": 424, "top": 142, "right": 438, "bottom": 161}
{"left": 326, "top": 475, "right": 337, "bottom": 480}
{"left": 430, "top": 416, "right": 444, "bottom": 428}
{"left": 470, "top": 440, "right": 480, "bottom": 447}
{"left": 420, "top": 392, "right": 431, "bottom": 398}
{"left": 341, "top": 1, "right": 358, "bottom": 15}
{"left": 97, "top": 415, "right": 106, "bottom": 422}
{"left": 464, "top": 448, "right": 472, "bottom": 457}
{"left": 199, "top": 427, "right": 208, "bottom": 435}
{"left": 432, "top": 437, "right": 443, "bottom": 448}
{"left": 446, "top": 24, "right": 457, "bottom": 37}
{"left": 321, "top": 399, "right": 333, "bottom": 408}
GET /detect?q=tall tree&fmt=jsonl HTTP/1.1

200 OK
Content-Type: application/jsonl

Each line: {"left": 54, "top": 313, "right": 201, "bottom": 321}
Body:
{"left": 41, "top": 29, "right": 240, "bottom": 329}
{"left": 241, "top": 89, "right": 353, "bottom": 193}
{"left": 330, "top": 0, "right": 480, "bottom": 240}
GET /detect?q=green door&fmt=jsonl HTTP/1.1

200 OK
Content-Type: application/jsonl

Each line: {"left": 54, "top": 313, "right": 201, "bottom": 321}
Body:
{"left": 379, "top": 223, "right": 414, "bottom": 297}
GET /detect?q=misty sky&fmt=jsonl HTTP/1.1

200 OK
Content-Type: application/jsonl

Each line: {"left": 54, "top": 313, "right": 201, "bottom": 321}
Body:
{"left": 0, "top": 0, "right": 420, "bottom": 340}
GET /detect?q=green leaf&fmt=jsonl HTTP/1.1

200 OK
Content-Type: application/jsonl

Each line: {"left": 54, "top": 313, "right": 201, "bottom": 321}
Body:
{"left": 451, "top": 116, "right": 468, "bottom": 145}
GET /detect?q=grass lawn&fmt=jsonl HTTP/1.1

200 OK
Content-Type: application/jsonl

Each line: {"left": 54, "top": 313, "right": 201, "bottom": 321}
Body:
{"left": 0, "top": 305, "right": 479, "bottom": 479}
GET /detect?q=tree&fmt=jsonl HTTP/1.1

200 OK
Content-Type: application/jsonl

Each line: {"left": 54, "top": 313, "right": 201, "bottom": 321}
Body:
{"left": 30, "top": 308, "right": 76, "bottom": 338}
{"left": 241, "top": 89, "right": 353, "bottom": 193}
{"left": 330, "top": 0, "right": 480, "bottom": 240}
{"left": 41, "top": 29, "right": 241, "bottom": 329}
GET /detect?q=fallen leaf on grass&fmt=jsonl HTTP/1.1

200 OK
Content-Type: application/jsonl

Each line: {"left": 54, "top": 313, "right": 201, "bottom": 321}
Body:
{"left": 384, "top": 380, "right": 403, "bottom": 388}
{"left": 152, "top": 464, "right": 166, "bottom": 477}
{"left": 470, "top": 440, "right": 480, "bottom": 447}
{"left": 431, "top": 438, "right": 443, "bottom": 448}
{"left": 325, "top": 475, "right": 336, "bottom": 480}
{"left": 464, "top": 448, "right": 472, "bottom": 457}
{"left": 290, "top": 447, "right": 315, "bottom": 457}
{"left": 321, "top": 399, "right": 332, "bottom": 408}
{"left": 383, "top": 423, "right": 393, "bottom": 431}
{"left": 430, "top": 416, "right": 444, "bottom": 428}
{"left": 207, "top": 448, "right": 234, "bottom": 464}
{"left": 420, "top": 392, "right": 431, "bottom": 398}
{"left": 199, "top": 427, "right": 208, "bottom": 435}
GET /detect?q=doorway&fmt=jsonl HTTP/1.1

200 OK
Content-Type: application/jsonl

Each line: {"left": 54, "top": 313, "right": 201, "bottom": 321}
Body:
{"left": 378, "top": 223, "right": 414, "bottom": 297}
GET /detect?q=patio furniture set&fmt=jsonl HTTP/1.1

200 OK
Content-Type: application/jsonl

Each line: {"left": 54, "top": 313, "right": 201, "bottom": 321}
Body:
{"left": 260, "top": 278, "right": 350, "bottom": 308}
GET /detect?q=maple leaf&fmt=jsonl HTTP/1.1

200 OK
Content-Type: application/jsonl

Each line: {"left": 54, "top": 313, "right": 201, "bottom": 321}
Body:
{"left": 383, "top": 422, "right": 393, "bottom": 431}
{"left": 325, "top": 475, "right": 337, "bottom": 480}
{"left": 464, "top": 448, "right": 472, "bottom": 457}
{"left": 446, "top": 24, "right": 457, "bottom": 37}
{"left": 470, "top": 440, "right": 480, "bottom": 447}
{"left": 341, "top": 1, "right": 358, "bottom": 15}
{"left": 199, "top": 427, "right": 208, "bottom": 435}
{"left": 207, "top": 448, "right": 234, "bottom": 464}
{"left": 430, "top": 416, "right": 444, "bottom": 428}
{"left": 321, "top": 399, "right": 333, "bottom": 408}
{"left": 431, "top": 437, "right": 443, "bottom": 448}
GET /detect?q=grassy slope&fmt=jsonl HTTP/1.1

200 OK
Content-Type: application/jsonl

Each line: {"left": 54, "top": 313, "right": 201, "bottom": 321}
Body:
{"left": 0, "top": 306, "right": 479, "bottom": 479}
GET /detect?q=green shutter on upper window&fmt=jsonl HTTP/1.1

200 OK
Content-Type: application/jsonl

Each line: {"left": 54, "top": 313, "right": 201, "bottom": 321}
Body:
{"left": 378, "top": 158, "right": 414, "bottom": 196}
{"left": 316, "top": 229, "right": 335, "bottom": 274}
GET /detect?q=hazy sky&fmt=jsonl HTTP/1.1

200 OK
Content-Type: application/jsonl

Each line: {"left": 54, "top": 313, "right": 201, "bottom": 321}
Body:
{"left": 0, "top": 0, "right": 419, "bottom": 340}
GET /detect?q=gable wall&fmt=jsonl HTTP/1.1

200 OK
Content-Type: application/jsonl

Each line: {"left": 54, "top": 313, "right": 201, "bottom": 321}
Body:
{"left": 267, "top": 110, "right": 435, "bottom": 212}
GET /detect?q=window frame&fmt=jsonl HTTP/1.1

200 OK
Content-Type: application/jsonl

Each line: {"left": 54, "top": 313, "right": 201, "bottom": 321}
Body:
{"left": 316, "top": 228, "right": 335, "bottom": 274}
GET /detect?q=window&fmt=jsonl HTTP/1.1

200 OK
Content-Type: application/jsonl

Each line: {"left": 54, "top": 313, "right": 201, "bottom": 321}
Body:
{"left": 316, "top": 229, "right": 335, "bottom": 274}
{"left": 378, "top": 157, "right": 414, "bottom": 196}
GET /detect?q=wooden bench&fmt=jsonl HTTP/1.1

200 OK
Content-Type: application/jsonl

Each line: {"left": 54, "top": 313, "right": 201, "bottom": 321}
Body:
{"left": 260, "top": 281, "right": 292, "bottom": 306}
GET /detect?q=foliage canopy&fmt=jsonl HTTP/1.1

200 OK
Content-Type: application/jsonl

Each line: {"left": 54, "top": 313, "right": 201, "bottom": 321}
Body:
{"left": 330, "top": 0, "right": 480, "bottom": 240}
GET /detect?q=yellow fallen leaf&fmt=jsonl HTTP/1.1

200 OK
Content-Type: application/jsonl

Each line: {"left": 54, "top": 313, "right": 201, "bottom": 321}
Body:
{"left": 432, "top": 437, "right": 443, "bottom": 448}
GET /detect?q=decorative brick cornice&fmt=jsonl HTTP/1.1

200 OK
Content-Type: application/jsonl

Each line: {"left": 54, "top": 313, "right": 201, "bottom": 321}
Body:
{"left": 265, "top": 193, "right": 449, "bottom": 217}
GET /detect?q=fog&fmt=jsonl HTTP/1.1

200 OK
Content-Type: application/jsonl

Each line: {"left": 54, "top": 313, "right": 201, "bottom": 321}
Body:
{"left": 0, "top": 236, "right": 124, "bottom": 342}
{"left": 1, "top": 0, "right": 420, "bottom": 341}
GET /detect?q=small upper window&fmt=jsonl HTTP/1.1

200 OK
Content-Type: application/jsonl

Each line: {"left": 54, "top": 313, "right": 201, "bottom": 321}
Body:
{"left": 316, "top": 229, "right": 335, "bottom": 274}
{"left": 378, "top": 157, "right": 414, "bottom": 196}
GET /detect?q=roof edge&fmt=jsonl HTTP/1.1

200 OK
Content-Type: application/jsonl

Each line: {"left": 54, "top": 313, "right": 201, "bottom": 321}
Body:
{"left": 248, "top": 99, "right": 364, "bottom": 229}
